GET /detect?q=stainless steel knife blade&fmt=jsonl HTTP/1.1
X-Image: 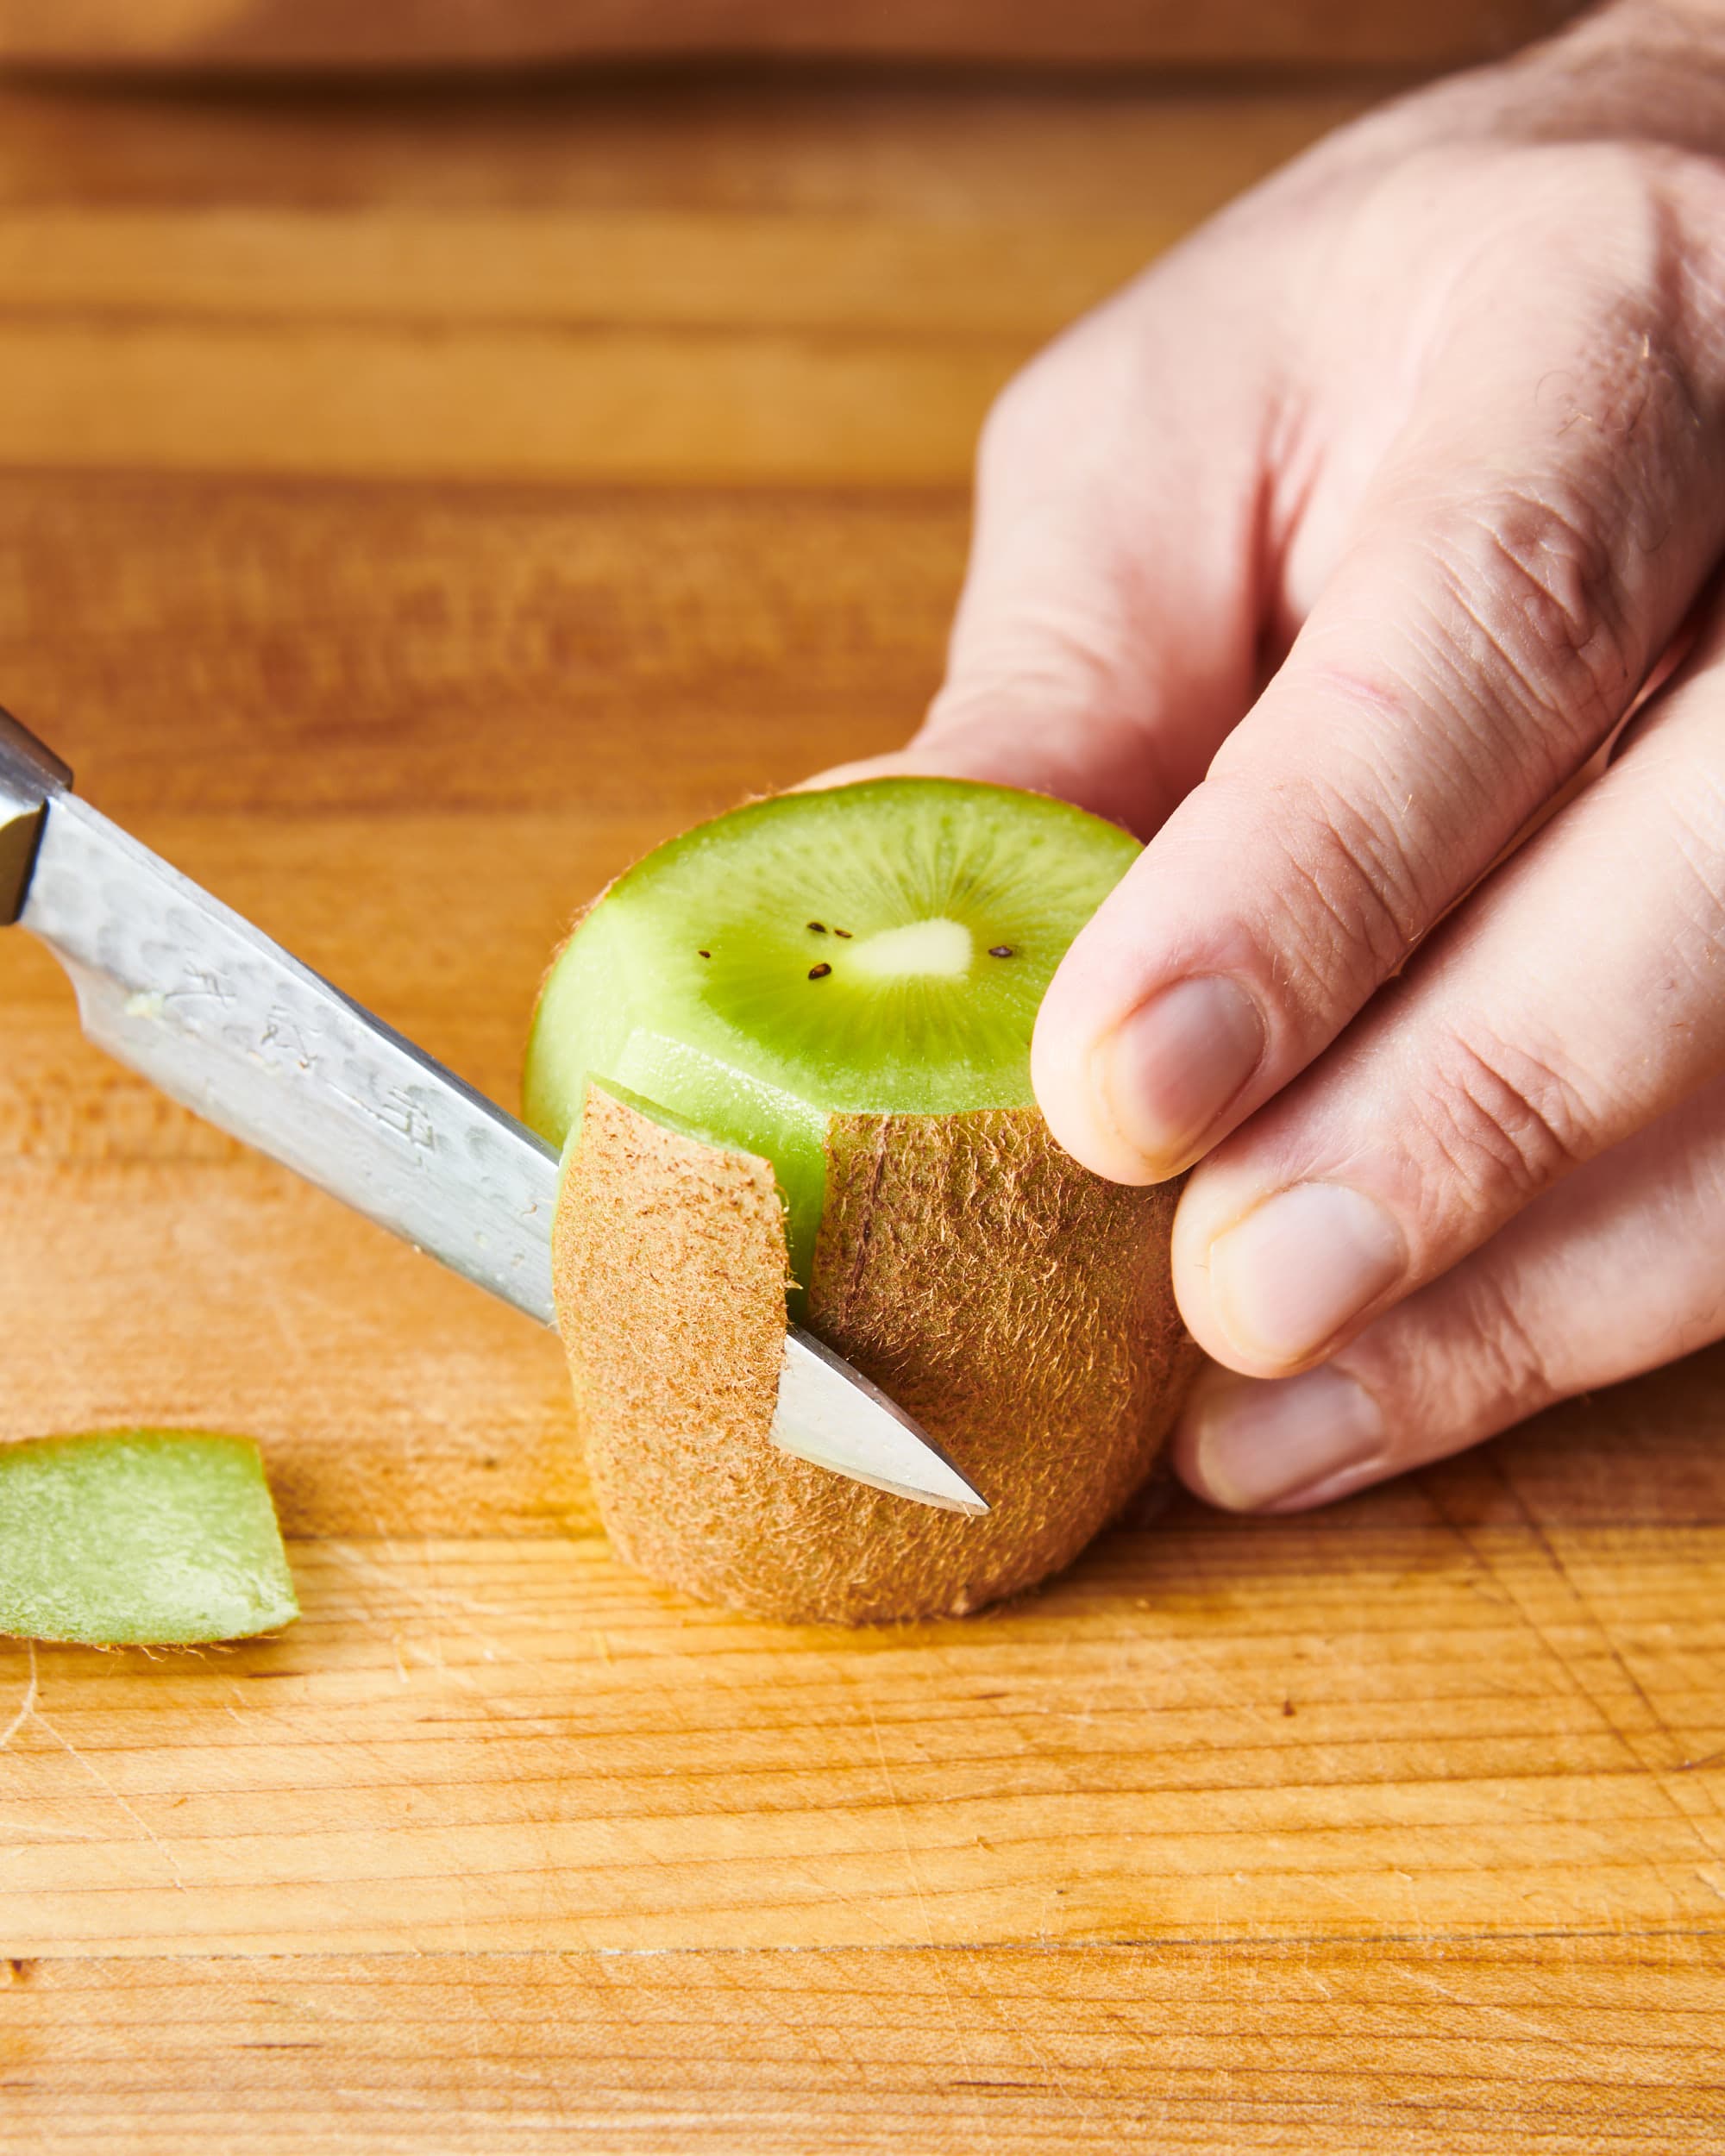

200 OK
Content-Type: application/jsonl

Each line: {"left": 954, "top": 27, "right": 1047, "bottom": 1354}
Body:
{"left": 0, "top": 711, "right": 987, "bottom": 1519}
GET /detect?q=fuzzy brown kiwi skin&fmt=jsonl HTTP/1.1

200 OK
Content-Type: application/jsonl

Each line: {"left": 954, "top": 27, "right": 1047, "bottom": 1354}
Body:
{"left": 555, "top": 1086, "right": 1201, "bottom": 1625}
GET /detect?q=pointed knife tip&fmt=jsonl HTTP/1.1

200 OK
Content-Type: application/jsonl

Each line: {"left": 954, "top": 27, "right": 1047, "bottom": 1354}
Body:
{"left": 774, "top": 1326, "right": 992, "bottom": 1517}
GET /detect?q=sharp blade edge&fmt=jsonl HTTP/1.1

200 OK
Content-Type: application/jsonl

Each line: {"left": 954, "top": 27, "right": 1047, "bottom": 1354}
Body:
{"left": 772, "top": 1329, "right": 989, "bottom": 1516}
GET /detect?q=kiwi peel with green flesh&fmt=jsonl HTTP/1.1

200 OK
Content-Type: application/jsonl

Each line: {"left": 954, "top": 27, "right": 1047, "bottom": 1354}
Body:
{"left": 0, "top": 1431, "right": 298, "bottom": 1645}
{"left": 530, "top": 779, "right": 1202, "bottom": 1623}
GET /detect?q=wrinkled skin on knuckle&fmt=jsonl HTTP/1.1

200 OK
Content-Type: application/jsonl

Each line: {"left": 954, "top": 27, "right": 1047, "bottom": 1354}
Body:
{"left": 1404, "top": 267, "right": 1714, "bottom": 753}
{"left": 1284, "top": 141, "right": 1725, "bottom": 634}
{"left": 1424, "top": 1263, "right": 1558, "bottom": 1432}
{"left": 1414, "top": 484, "right": 1640, "bottom": 771}
{"left": 1198, "top": 743, "right": 1442, "bottom": 1025}
{"left": 1463, "top": 154, "right": 1725, "bottom": 567}
{"left": 1369, "top": 331, "right": 1699, "bottom": 795}
{"left": 1410, "top": 1019, "right": 1596, "bottom": 1220}
{"left": 1338, "top": 1258, "right": 1557, "bottom": 1463}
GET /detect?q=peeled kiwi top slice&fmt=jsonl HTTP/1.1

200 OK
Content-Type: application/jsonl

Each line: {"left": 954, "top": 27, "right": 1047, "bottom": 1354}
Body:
{"left": 527, "top": 779, "right": 1201, "bottom": 1626}
{"left": 0, "top": 1431, "right": 298, "bottom": 1646}
{"left": 524, "top": 777, "right": 1140, "bottom": 1303}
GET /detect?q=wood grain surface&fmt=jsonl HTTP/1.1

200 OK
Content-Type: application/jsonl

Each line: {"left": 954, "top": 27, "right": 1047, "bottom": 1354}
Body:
{"left": 0, "top": 0, "right": 1579, "bottom": 73}
{"left": 0, "top": 62, "right": 1722, "bottom": 2156}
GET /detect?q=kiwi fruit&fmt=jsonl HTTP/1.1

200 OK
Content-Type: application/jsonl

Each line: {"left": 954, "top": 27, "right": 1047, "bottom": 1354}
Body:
{"left": 526, "top": 778, "right": 1201, "bottom": 1623}
{"left": 0, "top": 1431, "right": 298, "bottom": 1645}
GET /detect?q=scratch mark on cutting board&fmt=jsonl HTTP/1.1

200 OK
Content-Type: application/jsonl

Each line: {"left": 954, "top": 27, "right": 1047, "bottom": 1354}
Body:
{"left": 1399, "top": 1951, "right": 1596, "bottom": 2064}
{"left": 31, "top": 1708, "right": 186, "bottom": 1890}
{"left": 967, "top": 1950, "right": 1105, "bottom": 2138}
{"left": 322, "top": 1542, "right": 526, "bottom": 1644}
{"left": 861, "top": 1691, "right": 1010, "bottom": 2153}
{"left": 1444, "top": 1457, "right": 1725, "bottom": 1871}
{"left": 862, "top": 1695, "right": 932, "bottom": 1949}
{"left": 0, "top": 1645, "right": 36, "bottom": 1751}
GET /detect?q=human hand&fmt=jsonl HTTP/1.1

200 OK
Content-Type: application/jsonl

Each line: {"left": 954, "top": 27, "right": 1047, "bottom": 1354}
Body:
{"left": 815, "top": 0, "right": 1725, "bottom": 1512}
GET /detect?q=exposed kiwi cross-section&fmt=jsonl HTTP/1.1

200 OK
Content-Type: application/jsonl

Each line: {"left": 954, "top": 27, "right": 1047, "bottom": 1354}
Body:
{"left": 527, "top": 778, "right": 1201, "bottom": 1623}
{"left": 527, "top": 780, "right": 1138, "bottom": 1302}
{"left": 0, "top": 1431, "right": 298, "bottom": 1645}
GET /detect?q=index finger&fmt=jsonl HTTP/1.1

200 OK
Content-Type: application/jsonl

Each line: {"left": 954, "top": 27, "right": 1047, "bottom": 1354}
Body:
{"left": 1032, "top": 175, "right": 1725, "bottom": 1185}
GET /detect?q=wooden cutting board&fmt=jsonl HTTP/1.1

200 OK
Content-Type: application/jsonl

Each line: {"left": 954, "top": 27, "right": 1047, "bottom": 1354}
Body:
{"left": 0, "top": 63, "right": 1722, "bottom": 2154}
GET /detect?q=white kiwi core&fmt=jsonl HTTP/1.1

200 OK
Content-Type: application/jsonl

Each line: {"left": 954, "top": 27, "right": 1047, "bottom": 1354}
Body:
{"left": 844, "top": 917, "right": 973, "bottom": 982}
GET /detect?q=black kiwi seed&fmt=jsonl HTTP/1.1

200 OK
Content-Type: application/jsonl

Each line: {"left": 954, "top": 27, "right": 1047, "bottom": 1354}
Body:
{"left": 832, "top": 927, "right": 853, "bottom": 938}
{"left": 807, "top": 921, "right": 828, "bottom": 933}
{"left": 808, "top": 962, "right": 832, "bottom": 981}
{"left": 698, "top": 949, "right": 711, "bottom": 959}
{"left": 988, "top": 944, "right": 1016, "bottom": 958}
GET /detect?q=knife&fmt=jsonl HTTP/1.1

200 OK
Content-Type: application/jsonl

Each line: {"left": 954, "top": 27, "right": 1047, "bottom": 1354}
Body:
{"left": 0, "top": 712, "right": 987, "bottom": 1519}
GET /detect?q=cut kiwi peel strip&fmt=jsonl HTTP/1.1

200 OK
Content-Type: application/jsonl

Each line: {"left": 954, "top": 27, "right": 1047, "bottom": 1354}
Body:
{"left": 552, "top": 1079, "right": 992, "bottom": 1519}
{"left": 526, "top": 778, "right": 1141, "bottom": 1319}
{"left": 0, "top": 1430, "right": 298, "bottom": 1646}
{"left": 555, "top": 1081, "right": 1199, "bottom": 1622}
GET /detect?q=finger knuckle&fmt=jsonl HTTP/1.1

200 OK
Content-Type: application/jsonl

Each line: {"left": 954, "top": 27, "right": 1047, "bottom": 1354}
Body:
{"left": 1424, "top": 482, "right": 1640, "bottom": 768}
{"left": 1416, "top": 1022, "right": 1594, "bottom": 1208}
{"left": 1339, "top": 1260, "right": 1557, "bottom": 1448}
{"left": 1205, "top": 746, "right": 1436, "bottom": 1006}
{"left": 1452, "top": 1266, "right": 1557, "bottom": 1420}
{"left": 1286, "top": 781, "right": 1422, "bottom": 981}
{"left": 1410, "top": 148, "right": 1720, "bottom": 764}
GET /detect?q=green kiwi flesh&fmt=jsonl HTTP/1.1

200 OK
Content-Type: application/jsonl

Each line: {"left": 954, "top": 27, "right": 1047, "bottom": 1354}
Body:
{"left": 524, "top": 779, "right": 1139, "bottom": 1303}
{"left": 0, "top": 1431, "right": 299, "bottom": 1645}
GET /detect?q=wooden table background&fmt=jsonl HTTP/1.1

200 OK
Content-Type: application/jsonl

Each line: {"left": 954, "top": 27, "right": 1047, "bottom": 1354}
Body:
{"left": 0, "top": 54, "right": 1722, "bottom": 2153}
